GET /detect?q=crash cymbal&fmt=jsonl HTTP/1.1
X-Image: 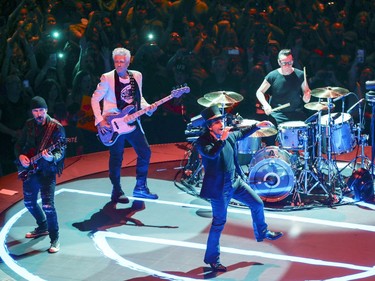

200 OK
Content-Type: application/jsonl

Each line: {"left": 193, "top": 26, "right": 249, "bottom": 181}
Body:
{"left": 235, "top": 119, "right": 277, "bottom": 137}
{"left": 197, "top": 97, "right": 232, "bottom": 108}
{"left": 204, "top": 91, "right": 243, "bottom": 104}
{"left": 311, "top": 87, "right": 349, "bottom": 99}
{"left": 304, "top": 101, "right": 334, "bottom": 111}
{"left": 251, "top": 126, "right": 277, "bottom": 137}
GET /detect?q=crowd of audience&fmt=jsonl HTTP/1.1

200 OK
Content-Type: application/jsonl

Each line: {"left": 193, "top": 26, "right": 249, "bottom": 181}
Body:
{"left": 0, "top": 0, "right": 374, "bottom": 176}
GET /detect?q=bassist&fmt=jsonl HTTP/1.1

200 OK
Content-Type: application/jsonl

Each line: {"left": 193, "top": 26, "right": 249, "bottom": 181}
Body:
{"left": 91, "top": 47, "right": 158, "bottom": 203}
{"left": 14, "top": 96, "right": 65, "bottom": 253}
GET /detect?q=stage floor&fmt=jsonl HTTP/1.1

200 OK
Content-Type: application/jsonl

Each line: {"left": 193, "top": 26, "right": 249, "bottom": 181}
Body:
{"left": 1, "top": 144, "right": 375, "bottom": 281}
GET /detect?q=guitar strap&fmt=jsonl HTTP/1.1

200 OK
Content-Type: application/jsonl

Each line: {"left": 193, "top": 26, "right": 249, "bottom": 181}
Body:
{"left": 129, "top": 71, "right": 141, "bottom": 111}
{"left": 38, "top": 120, "right": 57, "bottom": 153}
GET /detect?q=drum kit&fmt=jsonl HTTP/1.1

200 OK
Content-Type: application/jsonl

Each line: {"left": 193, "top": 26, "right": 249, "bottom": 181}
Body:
{"left": 182, "top": 88, "right": 373, "bottom": 206}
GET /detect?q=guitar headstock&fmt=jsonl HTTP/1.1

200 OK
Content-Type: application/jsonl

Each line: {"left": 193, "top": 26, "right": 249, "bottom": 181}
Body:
{"left": 171, "top": 84, "right": 190, "bottom": 98}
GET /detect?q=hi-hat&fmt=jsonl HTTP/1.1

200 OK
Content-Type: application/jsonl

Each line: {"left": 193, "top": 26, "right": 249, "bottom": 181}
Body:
{"left": 197, "top": 97, "right": 232, "bottom": 108}
{"left": 204, "top": 91, "right": 243, "bottom": 104}
{"left": 311, "top": 87, "right": 349, "bottom": 99}
{"left": 304, "top": 101, "right": 334, "bottom": 111}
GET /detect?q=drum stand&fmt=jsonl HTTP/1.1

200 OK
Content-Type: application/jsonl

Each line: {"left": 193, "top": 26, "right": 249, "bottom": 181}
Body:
{"left": 293, "top": 132, "right": 329, "bottom": 204}
{"left": 180, "top": 141, "right": 203, "bottom": 188}
{"left": 341, "top": 97, "right": 371, "bottom": 172}
{"left": 339, "top": 131, "right": 371, "bottom": 173}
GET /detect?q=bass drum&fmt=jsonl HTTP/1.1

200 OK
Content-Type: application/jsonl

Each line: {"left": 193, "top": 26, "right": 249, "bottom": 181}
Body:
{"left": 248, "top": 146, "right": 295, "bottom": 202}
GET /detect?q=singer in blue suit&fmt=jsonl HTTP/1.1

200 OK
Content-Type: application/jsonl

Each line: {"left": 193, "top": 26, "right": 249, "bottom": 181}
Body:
{"left": 195, "top": 105, "right": 283, "bottom": 272}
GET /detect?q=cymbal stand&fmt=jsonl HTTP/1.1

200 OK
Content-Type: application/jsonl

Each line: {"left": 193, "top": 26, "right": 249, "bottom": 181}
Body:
{"left": 321, "top": 98, "right": 336, "bottom": 201}
{"left": 293, "top": 132, "right": 329, "bottom": 204}
{"left": 313, "top": 108, "right": 324, "bottom": 167}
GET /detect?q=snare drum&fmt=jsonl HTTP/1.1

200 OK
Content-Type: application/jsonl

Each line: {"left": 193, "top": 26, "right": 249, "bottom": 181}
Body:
{"left": 320, "top": 113, "right": 355, "bottom": 155}
{"left": 278, "top": 121, "right": 309, "bottom": 150}
{"left": 248, "top": 146, "right": 295, "bottom": 202}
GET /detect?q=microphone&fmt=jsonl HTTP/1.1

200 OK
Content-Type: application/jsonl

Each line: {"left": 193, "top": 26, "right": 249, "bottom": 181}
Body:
{"left": 347, "top": 98, "right": 365, "bottom": 113}
{"left": 333, "top": 92, "right": 352, "bottom": 102}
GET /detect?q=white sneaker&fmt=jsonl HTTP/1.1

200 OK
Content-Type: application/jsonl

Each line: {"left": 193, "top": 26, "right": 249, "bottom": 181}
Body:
{"left": 48, "top": 240, "right": 60, "bottom": 253}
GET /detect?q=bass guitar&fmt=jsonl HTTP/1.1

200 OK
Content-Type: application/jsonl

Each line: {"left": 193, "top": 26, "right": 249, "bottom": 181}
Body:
{"left": 98, "top": 85, "right": 190, "bottom": 146}
{"left": 17, "top": 138, "right": 66, "bottom": 182}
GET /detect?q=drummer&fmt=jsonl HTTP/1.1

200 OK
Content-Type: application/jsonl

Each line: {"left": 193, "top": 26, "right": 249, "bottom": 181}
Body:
{"left": 256, "top": 49, "right": 311, "bottom": 142}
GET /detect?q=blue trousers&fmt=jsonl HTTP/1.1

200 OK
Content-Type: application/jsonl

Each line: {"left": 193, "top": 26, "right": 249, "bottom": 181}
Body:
{"left": 204, "top": 175, "right": 268, "bottom": 264}
{"left": 109, "top": 126, "right": 151, "bottom": 191}
{"left": 23, "top": 173, "right": 59, "bottom": 241}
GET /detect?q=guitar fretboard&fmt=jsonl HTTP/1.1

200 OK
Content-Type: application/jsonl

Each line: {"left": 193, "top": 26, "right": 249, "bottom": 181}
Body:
{"left": 123, "top": 94, "right": 174, "bottom": 123}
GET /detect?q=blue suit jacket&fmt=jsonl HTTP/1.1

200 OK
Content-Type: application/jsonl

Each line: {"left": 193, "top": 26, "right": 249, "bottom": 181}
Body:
{"left": 195, "top": 125, "right": 259, "bottom": 199}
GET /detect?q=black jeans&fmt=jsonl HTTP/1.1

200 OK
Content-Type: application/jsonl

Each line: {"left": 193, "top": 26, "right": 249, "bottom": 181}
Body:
{"left": 23, "top": 173, "right": 59, "bottom": 241}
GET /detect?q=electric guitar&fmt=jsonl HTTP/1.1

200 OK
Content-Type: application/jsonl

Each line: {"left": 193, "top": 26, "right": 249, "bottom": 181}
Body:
{"left": 98, "top": 85, "right": 190, "bottom": 146}
{"left": 17, "top": 138, "right": 67, "bottom": 182}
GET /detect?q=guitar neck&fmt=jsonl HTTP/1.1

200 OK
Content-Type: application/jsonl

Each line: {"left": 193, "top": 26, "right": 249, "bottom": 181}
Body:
{"left": 127, "top": 94, "right": 174, "bottom": 121}
{"left": 29, "top": 144, "right": 57, "bottom": 164}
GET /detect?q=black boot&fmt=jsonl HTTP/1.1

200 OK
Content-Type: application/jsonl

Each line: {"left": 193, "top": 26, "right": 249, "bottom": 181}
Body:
{"left": 111, "top": 189, "right": 129, "bottom": 204}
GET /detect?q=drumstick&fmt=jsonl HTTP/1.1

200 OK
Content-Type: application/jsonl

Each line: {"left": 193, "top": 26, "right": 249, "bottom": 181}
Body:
{"left": 303, "top": 67, "right": 307, "bottom": 82}
{"left": 271, "top": 103, "right": 290, "bottom": 112}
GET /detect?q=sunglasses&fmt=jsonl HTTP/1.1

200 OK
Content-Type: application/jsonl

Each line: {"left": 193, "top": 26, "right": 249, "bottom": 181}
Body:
{"left": 279, "top": 60, "right": 293, "bottom": 66}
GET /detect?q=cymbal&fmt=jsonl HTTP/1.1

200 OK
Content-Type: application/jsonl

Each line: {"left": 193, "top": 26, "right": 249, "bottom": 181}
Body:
{"left": 235, "top": 119, "right": 277, "bottom": 137}
{"left": 197, "top": 97, "right": 232, "bottom": 108}
{"left": 236, "top": 119, "right": 258, "bottom": 128}
{"left": 251, "top": 126, "right": 277, "bottom": 137}
{"left": 304, "top": 101, "right": 334, "bottom": 111}
{"left": 311, "top": 87, "right": 349, "bottom": 99}
{"left": 204, "top": 91, "right": 243, "bottom": 104}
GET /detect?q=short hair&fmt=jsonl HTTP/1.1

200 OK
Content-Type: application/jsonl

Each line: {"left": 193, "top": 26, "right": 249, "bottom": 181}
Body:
{"left": 278, "top": 49, "right": 292, "bottom": 60}
{"left": 112, "top": 48, "right": 131, "bottom": 64}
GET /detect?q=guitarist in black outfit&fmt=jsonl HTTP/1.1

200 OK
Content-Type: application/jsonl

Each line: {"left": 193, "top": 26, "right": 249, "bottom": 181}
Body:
{"left": 91, "top": 47, "right": 158, "bottom": 203}
{"left": 14, "top": 96, "right": 66, "bottom": 253}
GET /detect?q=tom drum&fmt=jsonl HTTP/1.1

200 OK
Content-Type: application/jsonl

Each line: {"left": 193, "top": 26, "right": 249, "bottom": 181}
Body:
{"left": 320, "top": 113, "right": 355, "bottom": 155}
{"left": 278, "top": 121, "right": 309, "bottom": 150}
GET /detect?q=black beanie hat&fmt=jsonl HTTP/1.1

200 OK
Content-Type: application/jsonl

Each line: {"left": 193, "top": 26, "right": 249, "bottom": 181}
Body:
{"left": 30, "top": 96, "right": 48, "bottom": 109}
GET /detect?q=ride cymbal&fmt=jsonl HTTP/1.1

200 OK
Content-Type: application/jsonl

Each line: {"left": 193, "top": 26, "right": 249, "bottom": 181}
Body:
{"left": 204, "top": 91, "right": 243, "bottom": 104}
{"left": 304, "top": 101, "right": 334, "bottom": 111}
{"left": 311, "top": 87, "right": 349, "bottom": 99}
